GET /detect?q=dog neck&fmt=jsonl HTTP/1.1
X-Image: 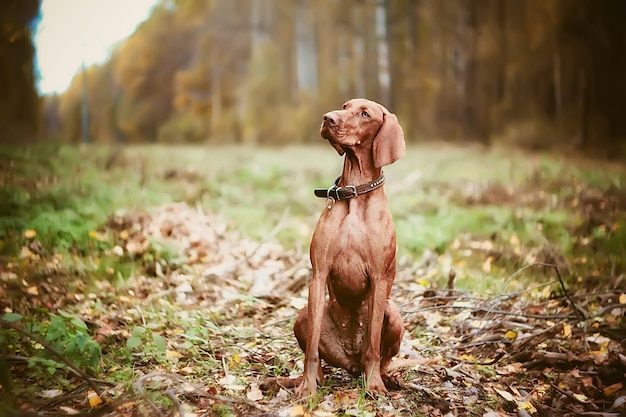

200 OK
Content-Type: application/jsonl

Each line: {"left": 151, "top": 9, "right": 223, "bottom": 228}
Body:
{"left": 338, "top": 147, "right": 381, "bottom": 188}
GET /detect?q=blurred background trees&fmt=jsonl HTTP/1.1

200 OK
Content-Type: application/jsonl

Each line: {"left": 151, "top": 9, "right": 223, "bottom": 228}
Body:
{"left": 0, "top": 0, "right": 40, "bottom": 143}
{"left": 6, "top": 0, "right": 626, "bottom": 157}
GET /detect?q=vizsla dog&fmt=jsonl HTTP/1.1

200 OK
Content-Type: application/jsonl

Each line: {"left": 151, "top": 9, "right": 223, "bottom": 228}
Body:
{"left": 294, "top": 98, "right": 406, "bottom": 397}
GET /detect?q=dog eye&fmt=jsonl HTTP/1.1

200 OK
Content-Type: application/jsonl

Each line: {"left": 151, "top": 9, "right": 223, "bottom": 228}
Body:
{"left": 361, "top": 111, "right": 369, "bottom": 117}
{"left": 342, "top": 103, "right": 347, "bottom": 109}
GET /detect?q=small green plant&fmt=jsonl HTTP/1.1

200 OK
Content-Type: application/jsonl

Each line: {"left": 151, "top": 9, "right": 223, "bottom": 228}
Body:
{"left": 0, "top": 310, "right": 102, "bottom": 374}
{"left": 126, "top": 325, "right": 168, "bottom": 357}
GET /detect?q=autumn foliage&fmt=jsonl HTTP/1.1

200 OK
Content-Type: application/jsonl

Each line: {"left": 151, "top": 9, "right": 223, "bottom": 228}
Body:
{"left": 45, "top": 0, "right": 626, "bottom": 156}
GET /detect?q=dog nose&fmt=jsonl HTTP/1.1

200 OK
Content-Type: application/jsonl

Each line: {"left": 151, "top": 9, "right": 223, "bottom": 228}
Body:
{"left": 323, "top": 113, "right": 336, "bottom": 125}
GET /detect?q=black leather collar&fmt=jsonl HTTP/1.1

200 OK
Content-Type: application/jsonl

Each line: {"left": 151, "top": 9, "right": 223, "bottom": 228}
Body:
{"left": 313, "top": 174, "right": 385, "bottom": 201}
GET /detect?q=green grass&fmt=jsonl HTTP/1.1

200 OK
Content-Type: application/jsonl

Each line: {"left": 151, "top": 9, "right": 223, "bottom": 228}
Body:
{"left": 1, "top": 142, "right": 625, "bottom": 288}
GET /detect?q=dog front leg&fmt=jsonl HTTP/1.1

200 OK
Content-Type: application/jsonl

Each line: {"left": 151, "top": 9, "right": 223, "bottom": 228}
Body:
{"left": 362, "top": 276, "right": 389, "bottom": 394}
{"left": 295, "top": 271, "right": 326, "bottom": 398}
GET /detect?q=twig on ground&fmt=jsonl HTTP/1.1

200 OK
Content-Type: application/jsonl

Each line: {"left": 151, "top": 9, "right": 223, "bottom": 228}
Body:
{"left": 405, "top": 382, "right": 442, "bottom": 399}
{"left": 134, "top": 372, "right": 269, "bottom": 415}
{"left": 404, "top": 304, "right": 574, "bottom": 320}
{"left": 133, "top": 373, "right": 167, "bottom": 417}
{"left": 549, "top": 381, "right": 599, "bottom": 411}
{"left": 446, "top": 350, "right": 506, "bottom": 366}
{"left": 537, "top": 262, "right": 588, "bottom": 321}
{"left": 511, "top": 323, "right": 564, "bottom": 352}
{"left": 165, "top": 388, "right": 185, "bottom": 417}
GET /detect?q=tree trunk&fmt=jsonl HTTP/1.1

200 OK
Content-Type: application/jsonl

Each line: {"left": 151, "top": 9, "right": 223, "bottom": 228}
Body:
{"left": 376, "top": 0, "right": 390, "bottom": 107}
{"left": 295, "top": 0, "right": 318, "bottom": 93}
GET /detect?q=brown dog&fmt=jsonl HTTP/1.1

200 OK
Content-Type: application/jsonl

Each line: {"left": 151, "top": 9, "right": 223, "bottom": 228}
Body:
{"left": 294, "top": 98, "right": 406, "bottom": 397}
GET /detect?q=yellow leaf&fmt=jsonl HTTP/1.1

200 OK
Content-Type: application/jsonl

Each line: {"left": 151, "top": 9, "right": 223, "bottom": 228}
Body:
{"left": 289, "top": 405, "right": 306, "bottom": 416}
{"left": 87, "top": 391, "right": 103, "bottom": 407}
{"left": 24, "top": 229, "right": 37, "bottom": 239}
{"left": 26, "top": 286, "right": 39, "bottom": 296}
{"left": 603, "top": 382, "right": 623, "bottom": 397}
{"left": 482, "top": 257, "right": 492, "bottom": 273}
{"left": 416, "top": 278, "right": 430, "bottom": 287}
{"left": 562, "top": 324, "right": 572, "bottom": 338}
{"left": 166, "top": 350, "right": 181, "bottom": 359}
{"left": 619, "top": 293, "right": 626, "bottom": 304}
{"left": 231, "top": 353, "right": 241, "bottom": 364}
{"left": 89, "top": 230, "right": 108, "bottom": 242}
{"left": 119, "top": 230, "right": 129, "bottom": 240}
{"left": 519, "top": 401, "right": 537, "bottom": 413}
{"left": 505, "top": 330, "right": 517, "bottom": 341}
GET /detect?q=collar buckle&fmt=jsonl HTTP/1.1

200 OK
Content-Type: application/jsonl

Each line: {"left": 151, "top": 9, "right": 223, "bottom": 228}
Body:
{"left": 343, "top": 185, "right": 357, "bottom": 199}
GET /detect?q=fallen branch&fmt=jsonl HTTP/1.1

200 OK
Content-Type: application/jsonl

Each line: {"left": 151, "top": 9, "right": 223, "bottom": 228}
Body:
{"left": 404, "top": 304, "right": 574, "bottom": 320}
{"left": 549, "top": 381, "right": 599, "bottom": 411}
{"left": 133, "top": 372, "right": 269, "bottom": 415}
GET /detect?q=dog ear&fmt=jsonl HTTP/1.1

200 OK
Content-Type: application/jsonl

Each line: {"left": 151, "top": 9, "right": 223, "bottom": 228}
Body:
{"left": 373, "top": 111, "right": 405, "bottom": 168}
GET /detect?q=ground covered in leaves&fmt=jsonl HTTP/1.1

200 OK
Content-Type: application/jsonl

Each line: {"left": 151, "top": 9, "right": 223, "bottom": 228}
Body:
{"left": 2, "top": 202, "right": 625, "bottom": 417}
{"left": 1, "top": 144, "right": 626, "bottom": 416}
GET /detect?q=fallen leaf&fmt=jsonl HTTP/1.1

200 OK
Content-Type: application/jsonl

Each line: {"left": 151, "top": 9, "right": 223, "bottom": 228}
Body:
{"left": 619, "top": 293, "right": 626, "bottom": 304}
{"left": 493, "top": 387, "right": 515, "bottom": 402}
{"left": 26, "top": 286, "right": 39, "bottom": 296}
{"left": 218, "top": 374, "right": 245, "bottom": 391}
{"left": 87, "top": 391, "right": 103, "bottom": 407}
{"left": 289, "top": 404, "right": 307, "bottom": 416}
{"left": 126, "top": 238, "right": 149, "bottom": 255}
{"left": 482, "top": 257, "right": 493, "bottom": 273}
{"left": 246, "top": 383, "right": 264, "bottom": 401}
{"left": 416, "top": 278, "right": 430, "bottom": 287}
{"left": 166, "top": 350, "right": 181, "bottom": 359}
{"left": 505, "top": 330, "right": 517, "bottom": 341}
{"left": 585, "top": 334, "right": 611, "bottom": 346}
{"left": 41, "top": 389, "right": 63, "bottom": 398}
{"left": 19, "top": 246, "right": 33, "bottom": 258}
{"left": 603, "top": 382, "right": 623, "bottom": 397}
{"left": 573, "top": 393, "right": 589, "bottom": 403}
{"left": 312, "top": 411, "right": 336, "bottom": 417}
{"left": 112, "top": 245, "right": 124, "bottom": 256}
{"left": 562, "top": 324, "right": 572, "bottom": 338}
{"left": 24, "top": 229, "right": 37, "bottom": 239}
{"left": 518, "top": 401, "right": 537, "bottom": 414}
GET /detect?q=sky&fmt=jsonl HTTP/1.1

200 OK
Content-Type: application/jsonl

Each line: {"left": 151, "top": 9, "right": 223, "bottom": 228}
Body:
{"left": 34, "top": 0, "right": 159, "bottom": 95}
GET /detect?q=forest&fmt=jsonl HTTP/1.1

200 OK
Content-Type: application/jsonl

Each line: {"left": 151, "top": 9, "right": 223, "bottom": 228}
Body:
{"left": 33, "top": 0, "right": 626, "bottom": 156}
{"left": 1, "top": 1, "right": 626, "bottom": 416}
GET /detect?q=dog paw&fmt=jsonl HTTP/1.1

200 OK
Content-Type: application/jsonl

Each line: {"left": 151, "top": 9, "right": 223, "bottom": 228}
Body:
{"left": 382, "top": 374, "right": 404, "bottom": 391}
{"left": 295, "top": 380, "right": 317, "bottom": 398}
